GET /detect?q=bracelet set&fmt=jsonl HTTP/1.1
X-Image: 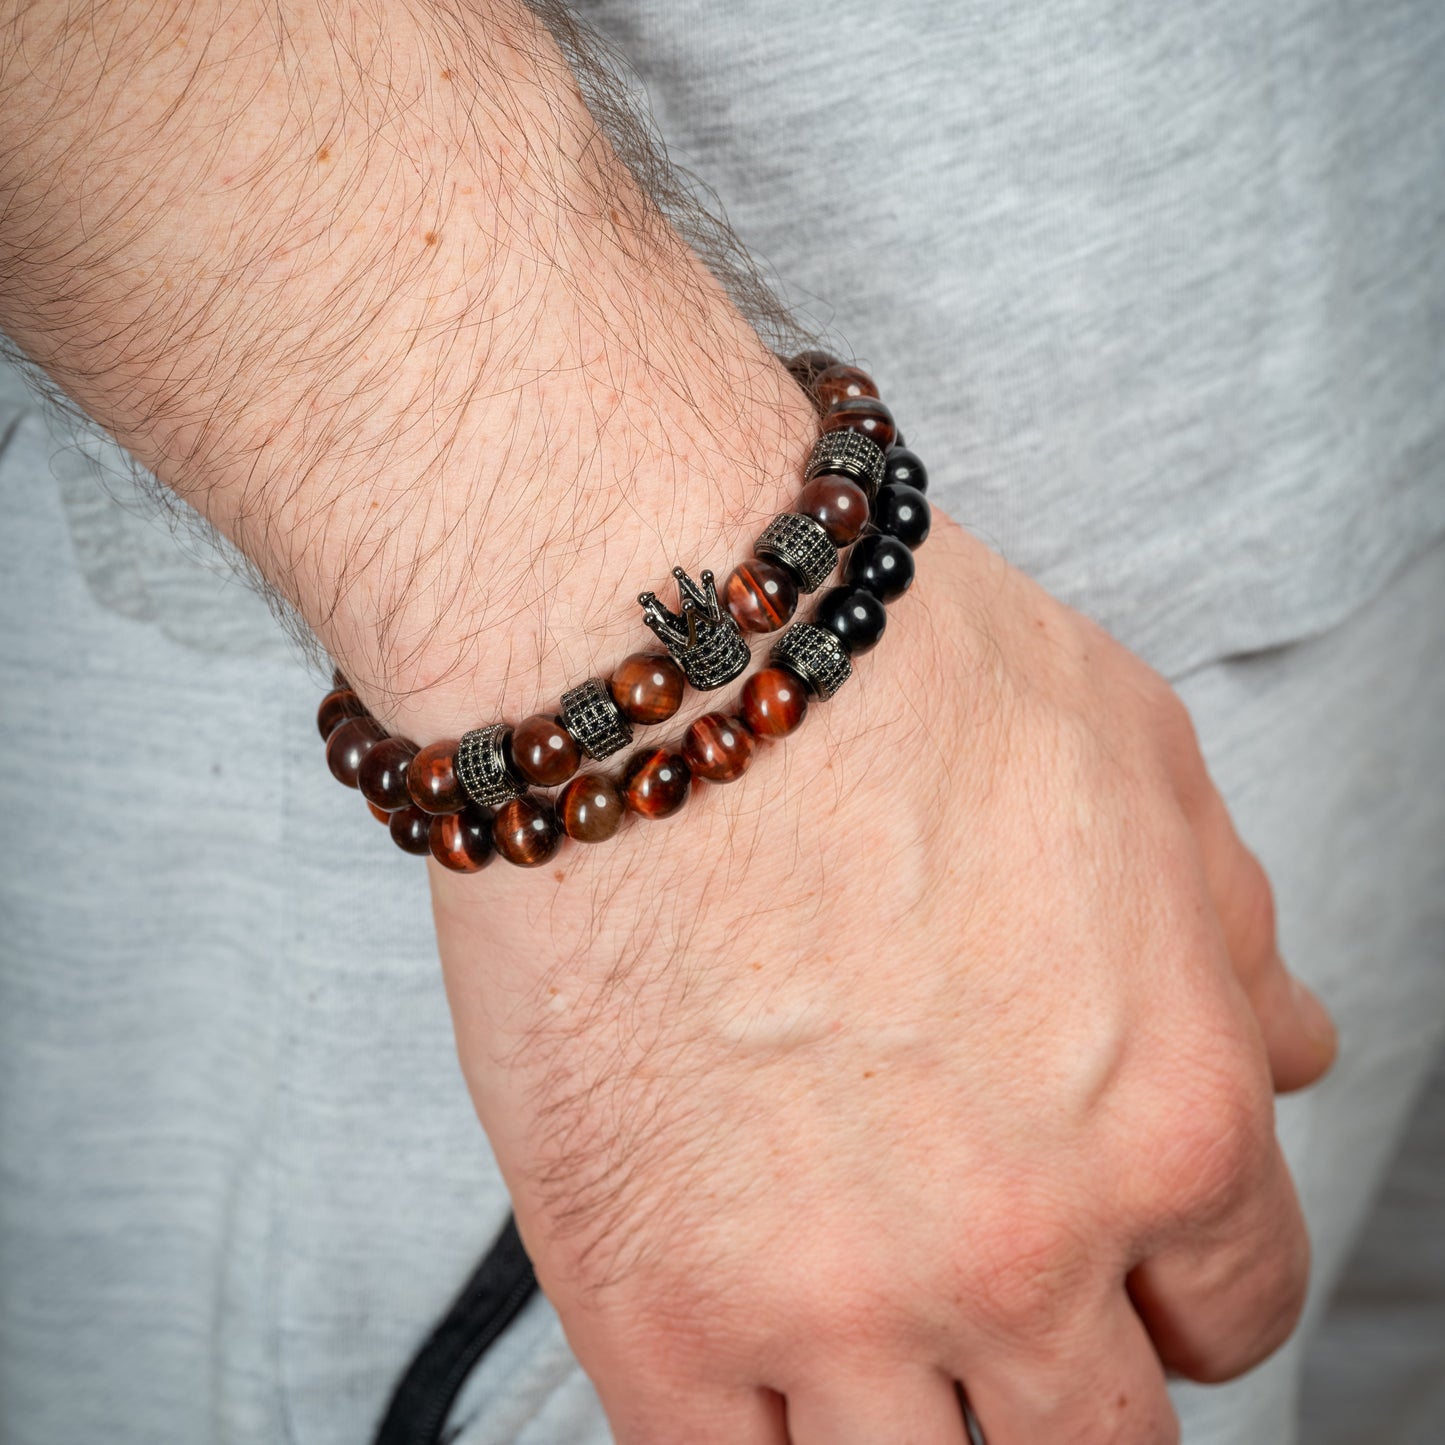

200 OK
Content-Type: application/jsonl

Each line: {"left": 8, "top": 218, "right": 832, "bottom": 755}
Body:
{"left": 315, "top": 353, "right": 932, "bottom": 873}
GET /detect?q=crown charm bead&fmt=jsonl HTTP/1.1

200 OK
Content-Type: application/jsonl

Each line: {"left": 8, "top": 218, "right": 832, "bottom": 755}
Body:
{"left": 637, "top": 567, "right": 751, "bottom": 691}
{"left": 805, "top": 429, "right": 887, "bottom": 499}
{"left": 560, "top": 677, "right": 634, "bottom": 760}
{"left": 754, "top": 513, "right": 839, "bottom": 594}
{"left": 456, "top": 723, "right": 525, "bottom": 809}
{"left": 770, "top": 622, "right": 853, "bottom": 699}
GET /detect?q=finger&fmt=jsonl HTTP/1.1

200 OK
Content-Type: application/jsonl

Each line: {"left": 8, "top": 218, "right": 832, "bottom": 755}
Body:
{"left": 1189, "top": 779, "right": 1337, "bottom": 1091}
{"left": 602, "top": 1382, "right": 787, "bottom": 1445}
{"left": 1127, "top": 1141, "right": 1310, "bottom": 1382}
{"left": 959, "top": 1297, "right": 1179, "bottom": 1445}
{"left": 784, "top": 1365, "right": 968, "bottom": 1445}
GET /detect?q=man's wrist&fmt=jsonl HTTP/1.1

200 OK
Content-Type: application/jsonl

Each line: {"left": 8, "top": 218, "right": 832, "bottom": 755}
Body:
{"left": 0, "top": 0, "right": 819, "bottom": 738}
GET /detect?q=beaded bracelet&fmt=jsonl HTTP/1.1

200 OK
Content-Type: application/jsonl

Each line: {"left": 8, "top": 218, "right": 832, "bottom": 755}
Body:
{"left": 316, "top": 354, "right": 931, "bottom": 871}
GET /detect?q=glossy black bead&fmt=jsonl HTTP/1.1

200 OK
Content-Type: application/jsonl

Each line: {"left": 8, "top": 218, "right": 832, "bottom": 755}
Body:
{"left": 813, "top": 585, "right": 887, "bottom": 656}
{"left": 874, "top": 482, "right": 931, "bottom": 551}
{"left": 844, "top": 533, "right": 915, "bottom": 603}
{"left": 882, "top": 446, "right": 928, "bottom": 494}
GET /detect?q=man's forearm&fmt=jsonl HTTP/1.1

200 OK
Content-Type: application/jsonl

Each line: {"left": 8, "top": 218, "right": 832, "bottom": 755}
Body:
{"left": 0, "top": 0, "right": 815, "bottom": 733}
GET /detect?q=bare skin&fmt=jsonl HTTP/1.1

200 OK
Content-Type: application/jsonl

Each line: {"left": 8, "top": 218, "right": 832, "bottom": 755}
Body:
{"left": 0, "top": 3, "right": 1337, "bottom": 1440}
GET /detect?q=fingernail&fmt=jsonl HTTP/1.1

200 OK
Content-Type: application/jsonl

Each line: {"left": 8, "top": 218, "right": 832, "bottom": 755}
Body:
{"left": 1292, "top": 975, "right": 1338, "bottom": 1052}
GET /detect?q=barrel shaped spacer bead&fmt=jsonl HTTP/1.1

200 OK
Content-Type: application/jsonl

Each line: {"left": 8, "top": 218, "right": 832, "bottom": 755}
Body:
{"left": 770, "top": 622, "right": 853, "bottom": 700}
{"left": 456, "top": 723, "right": 525, "bottom": 809}
{"left": 804, "top": 429, "right": 886, "bottom": 499}
{"left": 560, "top": 677, "right": 635, "bottom": 760}
{"left": 755, "top": 512, "right": 839, "bottom": 594}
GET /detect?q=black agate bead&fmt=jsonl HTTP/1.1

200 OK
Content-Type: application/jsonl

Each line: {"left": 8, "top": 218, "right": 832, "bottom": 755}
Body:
{"left": 844, "top": 533, "right": 915, "bottom": 603}
{"left": 882, "top": 446, "right": 928, "bottom": 494}
{"left": 813, "top": 585, "right": 887, "bottom": 655}
{"left": 874, "top": 482, "right": 931, "bottom": 551}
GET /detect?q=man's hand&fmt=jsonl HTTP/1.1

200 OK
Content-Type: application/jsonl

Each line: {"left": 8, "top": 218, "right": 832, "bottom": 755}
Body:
{"left": 0, "top": 3, "right": 1336, "bottom": 1440}
{"left": 434, "top": 516, "right": 1335, "bottom": 1444}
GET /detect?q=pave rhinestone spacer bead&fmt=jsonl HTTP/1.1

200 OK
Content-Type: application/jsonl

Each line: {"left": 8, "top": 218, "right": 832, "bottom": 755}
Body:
{"left": 755, "top": 512, "right": 840, "bottom": 594}
{"left": 559, "top": 677, "right": 635, "bottom": 760}
{"left": 804, "top": 430, "right": 887, "bottom": 499}
{"left": 456, "top": 723, "right": 525, "bottom": 809}
{"left": 770, "top": 622, "right": 853, "bottom": 699}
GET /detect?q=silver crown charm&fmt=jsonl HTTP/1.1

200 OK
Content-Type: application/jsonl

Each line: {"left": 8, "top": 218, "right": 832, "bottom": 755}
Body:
{"left": 638, "top": 566, "right": 750, "bottom": 691}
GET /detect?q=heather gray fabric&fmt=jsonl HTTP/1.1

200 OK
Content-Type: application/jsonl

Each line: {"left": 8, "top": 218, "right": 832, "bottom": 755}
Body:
{"left": 3, "top": 0, "right": 1445, "bottom": 1440}
{"left": 583, "top": 0, "right": 1445, "bottom": 679}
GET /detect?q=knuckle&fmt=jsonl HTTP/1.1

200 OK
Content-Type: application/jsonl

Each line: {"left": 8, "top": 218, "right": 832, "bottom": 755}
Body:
{"left": 1149, "top": 1075, "right": 1276, "bottom": 1226}
{"left": 962, "top": 1210, "right": 1093, "bottom": 1338}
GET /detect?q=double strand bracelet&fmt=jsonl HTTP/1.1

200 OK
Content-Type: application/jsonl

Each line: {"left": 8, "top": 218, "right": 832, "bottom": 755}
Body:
{"left": 315, "top": 354, "right": 932, "bottom": 872}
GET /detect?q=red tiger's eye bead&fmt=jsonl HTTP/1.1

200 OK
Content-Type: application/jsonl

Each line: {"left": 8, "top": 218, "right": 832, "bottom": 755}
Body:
{"left": 407, "top": 740, "right": 468, "bottom": 814}
{"left": 797, "top": 474, "right": 870, "bottom": 545}
{"left": 557, "top": 773, "right": 626, "bottom": 843}
{"left": 511, "top": 714, "right": 582, "bottom": 787}
{"left": 723, "top": 557, "right": 799, "bottom": 635}
{"left": 492, "top": 796, "right": 561, "bottom": 867}
{"left": 388, "top": 805, "right": 433, "bottom": 856}
{"left": 326, "top": 715, "right": 387, "bottom": 788}
{"left": 822, "top": 396, "right": 897, "bottom": 452}
{"left": 317, "top": 687, "right": 367, "bottom": 740}
{"left": 740, "top": 666, "right": 809, "bottom": 739}
{"left": 366, "top": 800, "right": 391, "bottom": 824}
{"left": 429, "top": 805, "right": 495, "bottom": 872}
{"left": 621, "top": 747, "right": 691, "bottom": 819}
{"left": 813, "top": 363, "right": 879, "bottom": 410}
{"left": 609, "top": 652, "right": 686, "bottom": 725}
{"left": 683, "top": 713, "right": 755, "bottom": 783}
{"left": 358, "top": 736, "right": 419, "bottom": 812}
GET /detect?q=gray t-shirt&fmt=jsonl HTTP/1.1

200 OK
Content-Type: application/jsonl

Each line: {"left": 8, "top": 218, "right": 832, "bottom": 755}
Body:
{"left": 583, "top": 0, "right": 1445, "bottom": 678}
{"left": 2, "top": 4, "right": 1444, "bottom": 1444}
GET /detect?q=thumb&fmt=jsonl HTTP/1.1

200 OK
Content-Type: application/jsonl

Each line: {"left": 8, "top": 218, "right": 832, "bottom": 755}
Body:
{"left": 1240, "top": 950, "right": 1338, "bottom": 1094}
{"left": 1188, "top": 779, "right": 1338, "bottom": 1092}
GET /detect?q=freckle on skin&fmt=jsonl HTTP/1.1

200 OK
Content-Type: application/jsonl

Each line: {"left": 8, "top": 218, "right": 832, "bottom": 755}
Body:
{"left": 424, "top": 231, "right": 438, "bottom": 246}
{"left": 316, "top": 145, "right": 330, "bottom": 162}
{"left": 553, "top": 869, "right": 565, "bottom": 882}
{"left": 440, "top": 68, "right": 453, "bottom": 80}
{"left": 863, "top": 1070, "right": 874, "bottom": 1079}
